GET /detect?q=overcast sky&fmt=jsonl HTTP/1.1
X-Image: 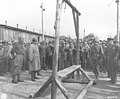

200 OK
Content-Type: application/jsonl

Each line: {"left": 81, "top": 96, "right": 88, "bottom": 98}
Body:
{"left": 0, "top": 0, "right": 118, "bottom": 40}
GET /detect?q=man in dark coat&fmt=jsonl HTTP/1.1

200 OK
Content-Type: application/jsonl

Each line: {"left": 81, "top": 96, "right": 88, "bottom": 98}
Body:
{"left": 104, "top": 38, "right": 114, "bottom": 78}
{"left": 46, "top": 41, "right": 54, "bottom": 70}
{"left": 108, "top": 40, "right": 119, "bottom": 84}
{"left": 39, "top": 41, "right": 46, "bottom": 70}
{"left": 59, "top": 41, "right": 66, "bottom": 70}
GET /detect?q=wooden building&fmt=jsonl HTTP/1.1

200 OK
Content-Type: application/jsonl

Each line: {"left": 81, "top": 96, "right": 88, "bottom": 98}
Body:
{"left": 0, "top": 24, "right": 54, "bottom": 43}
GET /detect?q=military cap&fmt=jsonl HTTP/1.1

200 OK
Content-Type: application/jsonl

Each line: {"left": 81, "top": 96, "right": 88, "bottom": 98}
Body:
{"left": 113, "top": 40, "right": 119, "bottom": 43}
{"left": 107, "top": 38, "right": 113, "bottom": 41}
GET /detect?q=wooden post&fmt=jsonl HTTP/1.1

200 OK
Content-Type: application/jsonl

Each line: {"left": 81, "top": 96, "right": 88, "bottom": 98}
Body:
{"left": 51, "top": 0, "right": 61, "bottom": 99}
{"left": 76, "top": 13, "right": 79, "bottom": 65}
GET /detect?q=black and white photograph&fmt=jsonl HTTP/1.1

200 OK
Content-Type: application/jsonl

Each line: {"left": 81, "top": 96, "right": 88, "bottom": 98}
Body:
{"left": 0, "top": 0, "right": 120, "bottom": 99}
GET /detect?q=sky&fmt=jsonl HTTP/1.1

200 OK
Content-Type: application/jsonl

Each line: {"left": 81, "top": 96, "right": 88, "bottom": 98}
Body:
{"left": 0, "top": 0, "right": 118, "bottom": 40}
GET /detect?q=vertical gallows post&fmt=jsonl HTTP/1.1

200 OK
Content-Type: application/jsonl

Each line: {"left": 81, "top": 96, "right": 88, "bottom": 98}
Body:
{"left": 51, "top": 0, "right": 61, "bottom": 99}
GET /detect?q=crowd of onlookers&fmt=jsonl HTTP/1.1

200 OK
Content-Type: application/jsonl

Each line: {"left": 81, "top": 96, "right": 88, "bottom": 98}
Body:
{"left": 0, "top": 37, "right": 120, "bottom": 84}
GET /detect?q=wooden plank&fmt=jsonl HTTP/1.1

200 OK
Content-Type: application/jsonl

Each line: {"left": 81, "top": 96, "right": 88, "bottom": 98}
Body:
{"left": 57, "top": 65, "right": 80, "bottom": 78}
{"left": 76, "top": 80, "right": 93, "bottom": 99}
{"left": 62, "top": 79, "right": 89, "bottom": 84}
{"left": 33, "top": 75, "right": 52, "bottom": 98}
{"left": 55, "top": 78, "right": 72, "bottom": 99}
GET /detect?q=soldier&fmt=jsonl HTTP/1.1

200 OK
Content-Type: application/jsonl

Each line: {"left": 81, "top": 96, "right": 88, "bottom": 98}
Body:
{"left": 90, "top": 40, "right": 100, "bottom": 79}
{"left": 46, "top": 41, "right": 54, "bottom": 70}
{"left": 0, "top": 44, "right": 4, "bottom": 75}
{"left": 39, "top": 41, "right": 47, "bottom": 70}
{"left": 2, "top": 41, "right": 9, "bottom": 74}
{"left": 104, "top": 38, "right": 113, "bottom": 78}
{"left": 59, "top": 41, "right": 66, "bottom": 70}
{"left": 28, "top": 38, "right": 41, "bottom": 81}
{"left": 11, "top": 37, "right": 25, "bottom": 84}
{"left": 108, "top": 40, "right": 119, "bottom": 84}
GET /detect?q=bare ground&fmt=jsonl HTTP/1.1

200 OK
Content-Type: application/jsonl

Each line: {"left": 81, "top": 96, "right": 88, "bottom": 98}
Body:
{"left": 0, "top": 70, "right": 120, "bottom": 99}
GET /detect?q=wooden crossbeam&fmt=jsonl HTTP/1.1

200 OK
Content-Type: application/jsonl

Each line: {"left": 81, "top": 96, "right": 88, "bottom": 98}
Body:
{"left": 76, "top": 80, "right": 93, "bottom": 99}
{"left": 62, "top": 79, "right": 90, "bottom": 84}
{"left": 55, "top": 78, "right": 72, "bottom": 99}
{"left": 79, "top": 67, "right": 92, "bottom": 81}
{"left": 33, "top": 75, "right": 52, "bottom": 98}
{"left": 57, "top": 65, "right": 80, "bottom": 78}
{"left": 63, "top": 0, "right": 81, "bottom": 15}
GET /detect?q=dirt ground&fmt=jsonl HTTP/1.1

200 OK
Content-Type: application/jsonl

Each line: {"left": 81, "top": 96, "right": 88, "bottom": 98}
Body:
{"left": 0, "top": 70, "right": 120, "bottom": 99}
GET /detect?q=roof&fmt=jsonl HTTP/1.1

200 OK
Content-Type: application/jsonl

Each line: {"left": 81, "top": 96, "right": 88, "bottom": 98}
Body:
{"left": 0, "top": 24, "right": 54, "bottom": 39}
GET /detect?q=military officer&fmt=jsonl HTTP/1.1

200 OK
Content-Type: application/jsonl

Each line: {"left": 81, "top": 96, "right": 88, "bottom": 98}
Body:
{"left": 11, "top": 37, "right": 25, "bottom": 84}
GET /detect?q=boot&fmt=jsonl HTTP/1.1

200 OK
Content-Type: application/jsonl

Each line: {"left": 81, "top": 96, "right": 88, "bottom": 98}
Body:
{"left": 17, "top": 74, "right": 24, "bottom": 82}
{"left": 37, "top": 71, "right": 42, "bottom": 76}
{"left": 12, "top": 75, "right": 18, "bottom": 84}
{"left": 34, "top": 72, "right": 40, "bottom": 79}
{"left": 31, "top": 72, "right": 36, "bottom": 81}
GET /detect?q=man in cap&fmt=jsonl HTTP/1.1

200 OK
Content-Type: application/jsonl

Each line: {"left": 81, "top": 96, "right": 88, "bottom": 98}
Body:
{"left": 11, "top": 37, "right": 25, "bottom": 84}
{"left": 28, "top": 38, "right": 41, "bottom": 81}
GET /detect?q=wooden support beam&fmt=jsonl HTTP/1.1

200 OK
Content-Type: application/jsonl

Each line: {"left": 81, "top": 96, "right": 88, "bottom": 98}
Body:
{"left": 55, "top": 78, "right": 72, "bottom": 99}
{"left": 63, "top": 0, "right": 81, "bottom": 15}
{"left": 57, "top": 65, "right": 80, "bottom": 78}
{"left": 33, "top": 75, "right": 52, "bottom": 98}
{"left": 62, "top": 79, "right": 90, "bottom": 84}
{"left": 80, "top": 67, "right": 92, "bottom": 81}
{"left": 76, "top": 80, "right": 93, "bottom": 99}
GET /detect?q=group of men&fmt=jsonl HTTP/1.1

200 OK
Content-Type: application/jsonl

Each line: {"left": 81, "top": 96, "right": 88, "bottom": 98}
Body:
{"left": 0, "top": 37, "right": 55, "bottom": 84}
{"left": 80, "top": 38, "right": 120, "bottom": 84}
{"left": 0, "top": 36, "right": 120, "bottom": 84}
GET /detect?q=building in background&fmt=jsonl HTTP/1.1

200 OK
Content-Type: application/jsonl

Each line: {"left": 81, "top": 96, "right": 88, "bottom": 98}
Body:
{"left": 0, "top": 24, "right": 54, "bottom": 43}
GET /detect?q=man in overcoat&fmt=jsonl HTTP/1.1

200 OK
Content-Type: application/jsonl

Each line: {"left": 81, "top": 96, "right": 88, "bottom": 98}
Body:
{"left": 28, "top": 38, "right": 41, "bottom": 81}
{"left": 104, "top": 38, "right": 113, "bottom": 78}
{"left": 108, "top": 40, "right": 119, "bottom": 84}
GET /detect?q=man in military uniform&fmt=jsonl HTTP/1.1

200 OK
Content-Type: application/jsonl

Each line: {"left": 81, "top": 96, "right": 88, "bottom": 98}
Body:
{"left": 104, "top": 38, "right": 114, "bottom": 78}
{"left": 59, "top": 40, "right": 66, "bottom": 70}
{"left": 108, "top": 40, "right": 119, "bottom": 84}
{"left": 46, "top": 41, "right": 54, "bottom": 70}
{"left": 0, "top": 44, "right": 4, "bottom": 75}
{"left": 90, "top": 40, "right": 100, "bottom": 79}
{"left": 39, "top": 41, "right": 47, "bottom": 70}
{"left": 11, "top": 37, "right": 25, "bottom": 84}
